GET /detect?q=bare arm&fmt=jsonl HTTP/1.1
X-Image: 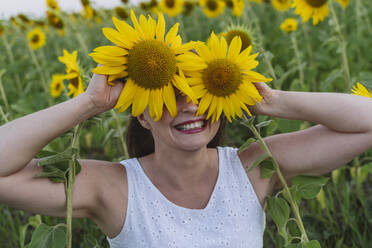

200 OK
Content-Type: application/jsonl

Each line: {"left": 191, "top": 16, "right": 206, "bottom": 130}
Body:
{"left": 0, "top": 74, "right": 124, "bottom": 220}
{"left": 241, "top": 83, "right": 372, "bottom": 191}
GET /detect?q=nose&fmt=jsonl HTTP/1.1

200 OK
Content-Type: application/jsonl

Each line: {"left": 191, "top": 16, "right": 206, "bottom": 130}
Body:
{"left": 178, "top": 95, "right": 198, "bottom": 114}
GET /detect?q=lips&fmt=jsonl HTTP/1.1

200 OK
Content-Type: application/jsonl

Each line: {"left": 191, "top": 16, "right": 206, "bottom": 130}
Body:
{"left": 174, "top": 118, "right": 207, "bottom": 134}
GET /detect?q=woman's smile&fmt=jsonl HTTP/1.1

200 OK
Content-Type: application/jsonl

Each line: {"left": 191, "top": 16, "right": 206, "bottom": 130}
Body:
{"left": 173, "top": 118, "right": 208, "bottom": 134}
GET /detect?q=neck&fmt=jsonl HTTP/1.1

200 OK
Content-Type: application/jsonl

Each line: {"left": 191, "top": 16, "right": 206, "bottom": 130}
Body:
{"left": 146, "top": 144, "right": 217, "bottom": 190}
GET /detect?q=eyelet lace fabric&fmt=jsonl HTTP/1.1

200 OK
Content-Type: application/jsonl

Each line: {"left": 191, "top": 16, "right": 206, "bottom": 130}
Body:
{"left": 107, "top": 146, "right": 266, "bottom": 248}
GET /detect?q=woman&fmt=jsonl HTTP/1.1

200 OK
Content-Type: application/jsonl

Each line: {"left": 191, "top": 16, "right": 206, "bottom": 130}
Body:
{"left": 0, "top": 73, "right": 371, "bottom": 247}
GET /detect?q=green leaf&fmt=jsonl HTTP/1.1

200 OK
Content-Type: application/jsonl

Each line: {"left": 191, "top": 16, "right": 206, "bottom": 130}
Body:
{"left": 292, "top": 175, "right": 329, "bottom": 199}
{"left": 256, "top": 120, "right": 273, "bottom": 129}
{"left": 36, "top": 150, "right": 58, "bottom": 159}
{"left": 38, "top": 147, "right": 77, "bottom": 166}
{"left": 34, "top": 162, "right": 68, "bottom": 183}
{"left": 238, "top": 138, "right": 256, "bottom": 153}
{"left": 267, "top": 196, "right": 290, "bottom": 231}
{"left": 282, "top": 186, "right": 302, "bottom": 205}
{"left": 28, "top": 224, "right": 66, "bottom": 248}
{"left": 260, "top": 159, "right": 275, "bottom": 178}
{"left": 247, "top": 153, "right": 269, "bottom": 172}
{"left": 286, "top": 244, "right": 301, "bottom": 248}
{"left": 359, "top": 163, "right": 372, "bottom": 184}
{"left": 302, "top": 240, "right": 321, "bottom": 248}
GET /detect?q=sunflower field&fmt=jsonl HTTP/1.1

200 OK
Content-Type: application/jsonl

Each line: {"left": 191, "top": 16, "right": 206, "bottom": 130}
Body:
{"left": 0, "top": 0, "right": 372, "bottom": 247}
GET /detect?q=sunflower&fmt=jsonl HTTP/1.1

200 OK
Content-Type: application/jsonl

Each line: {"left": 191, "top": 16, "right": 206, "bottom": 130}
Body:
{"left": 272, "top": 0, "right": 291, "bottom": 11}
{"left": 351, "top": 83, "right": 372, "bottom": 98}
{"left": 178, "top": 33, "right": 272, "bottom": 123}
{"left": 89, "top": 11, "right": 197, "bottom": 121}
{"left": 280, "top": 18, "right": 298, "bottom": 33}
{"left": 50, "top": 74, "right": 65, "bottom": 98}
{"left": 200, "top": 0, "right": 226, "bottom": 18}
{"left": 27, "top": 28, "right": 46, "bottom": 50}
{"left": 292, "top": 0, "right": 329, "bottom": 25}
{"left": 82, "top": 5, "right": 94, "bottom": 19}
{"left": 183, "top": 1, "right": 195, "bottom": 15}
{"left": 58, "top": 50, "right": 84, "bottom": 97}
{"left": 247, "top": 0, "right": 262, "bottom": 3}
{"left": 232, "top": 0, "right": 244, "bottom": 17}
{"left": 222, "top": 23, "right": 256, "bottom": 52}
{"left": 115, "top": 6, "right": 129, "bottom": 20}
{"left": 160, "top": 0, "right": 183, "bottom": 17}
{"left": 46, "top": 0, "right": 60, "bottom": 12}
{"left": 336, "top": 0, "right": 349, "bottom": 9}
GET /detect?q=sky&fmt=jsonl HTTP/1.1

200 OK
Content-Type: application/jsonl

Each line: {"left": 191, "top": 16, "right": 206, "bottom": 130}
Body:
{"left": 0, "top": 0, "right": 140, "bottom": 19}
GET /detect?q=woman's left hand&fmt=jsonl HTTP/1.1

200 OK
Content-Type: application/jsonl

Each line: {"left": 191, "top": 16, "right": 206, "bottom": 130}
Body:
{"left": 250, "top": 82, "right": 278, "bottom": 115}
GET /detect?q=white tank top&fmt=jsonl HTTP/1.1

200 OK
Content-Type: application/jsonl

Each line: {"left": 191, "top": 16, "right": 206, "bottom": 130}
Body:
{"left": 107, "top": 146, "right": 266, "bottom": 248}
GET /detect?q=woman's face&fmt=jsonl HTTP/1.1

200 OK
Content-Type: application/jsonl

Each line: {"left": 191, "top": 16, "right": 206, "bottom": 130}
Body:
{"left": 138, "top": 94, "right": 220, "bottom": 152}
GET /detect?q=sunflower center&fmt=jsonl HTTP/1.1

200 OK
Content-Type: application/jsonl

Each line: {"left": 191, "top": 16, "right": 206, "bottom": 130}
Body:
{"left": 202, "top": 59, "right": 242, "bottom": 97}
{"left": 128, "top": 40, "right": 176, "bottom": 89}
{"left": 55, "top": 83, "right": 61, "bottom": 91}
{"left": 226, "top": 30, "right": 252, "bottom": 51}
{"left": 165, "top": 0, "right": 175, "bottom": 8}
{"left": 31, "top": 34, "right": 40, "bottom": 43}
{"left": 70, "top": 77, "right": 79, "bottom": 89}
{"left": 206, "top": 0, "right": 218, "bottom": 11}
{"left": 305, "top": 0, "right": 327, "bottom": 7}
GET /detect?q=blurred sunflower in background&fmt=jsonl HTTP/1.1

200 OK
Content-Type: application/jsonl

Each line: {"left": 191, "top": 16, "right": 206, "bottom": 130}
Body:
{"left": 200, "top": 0, "right": 226, "bottom": 18}
{"left": 292, "top": 0, "right": 329, "bottom": 25}
{"left": 115, "top": 6, "right": 129, "bottom": 20}
{"left": 231, "top": 0, "right": 245, "bottom": 17}
{"left": 27, "top": 28, "right": 46, "bottom": 50}
{"left": 89, "top": 11, "right": 198, "bottom": 120}
{"left": 0, "top": 22, "right": 4, "bottom": 37}
{"left": 336, "top": 0, "right": 349, "bottom": 9}
{"left": 222, "top": 23, "right": 256, "bottom": 52}
{"left": 46, "top": 11, "right": 64, "bottom": 35}
{"left": 280, "top": 18, "right": 298, "bottom": 33}
{"left": 178, "top": 33, "right": 272, "bottom": 122}
{"left": 46, "top": 0, "right": 60, "bottom": 12}
{"left": 58, "top": 50, "right": 85, "bottom": 97}
{"left": 49, "top": 74, "right": 66, "bottom": 98}
{"left": 351, "top": 82, "right": 372, "bottom": 98}
{"left": 272, "top": 0, "right": 291, "bottom": 12}
{"left": 182, "top": 1, "right": 195, "bottom": 15}
{"left": 160, "top": 0, "right": 183, "bottom": 17}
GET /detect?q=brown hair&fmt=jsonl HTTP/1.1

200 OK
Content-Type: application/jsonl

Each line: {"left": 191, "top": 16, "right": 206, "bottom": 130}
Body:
{"left": 126, "top": 116, "right": 227, "bottom": 158}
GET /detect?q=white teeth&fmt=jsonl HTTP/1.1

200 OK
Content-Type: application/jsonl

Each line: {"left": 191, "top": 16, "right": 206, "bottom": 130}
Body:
{"left": 176, "top": 121, "right": 204, "bottom": 131}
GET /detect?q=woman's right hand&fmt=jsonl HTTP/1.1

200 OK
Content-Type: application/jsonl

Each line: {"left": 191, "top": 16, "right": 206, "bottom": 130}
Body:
{"left": 85, "top": 73, "right": 125, "bottom": 115}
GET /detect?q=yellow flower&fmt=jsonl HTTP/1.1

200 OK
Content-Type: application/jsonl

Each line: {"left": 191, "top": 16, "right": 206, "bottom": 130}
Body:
{"left": 178, "top": 33, "right": 272, "bottom": 123}
{"left": 247, "top": 0, "right": 262, "bottom": 3}
{"left": 46, "top": 11, "right": 64, "bottom": 31}
{"left": 27, "top": 28, "right": 46, "bottom": 50}
{"left": 58, "top": 50, "right": 84, "bottom": 97}
{"left": 336, "top": 0, "right": 349, "bottom": 8}
{"left": 183, "top": 1, "right": 195, "bottom": 15}
{"left": 89, "top": 11, "right": 198, "bottom": 121}
{"left": 200, "top": 0, "right": 226, "bottom": 18}
{"left": 222, "top": 23, "right": 256, "bottom": 52}
{"left": 280, "top": 18, "right": 298, "bottom": 33}
{"left": 292, "top": 0, "right": 329, "bottom": 25}
{"left": 115, "top": 6, "right": 129, "bottom": 20}
{"left": 351, "top": 82, "right": 372, "bottom": 98}
{"left": 46, "top": 0, "right": 60, "bottom": 12}
{"left": 82, "top": 5, "right": 94, "bottom": 19}
{"left": 272, "top": 0, "right": 291, "bottom": 12}
{"left": 232, "top": 0, "right": 244, "bottom": 17}
{"left": 50, "top": 74, "right": 65, "bottom": 98}
{"left": 160, "top": 0, "right": 183, "bottom": 17}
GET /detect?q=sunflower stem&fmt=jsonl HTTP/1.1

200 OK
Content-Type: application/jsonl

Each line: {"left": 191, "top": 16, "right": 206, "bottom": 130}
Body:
{"left": 111, "top": 109, "right": 129, "bottom": 159}
{"left": 290, "top": 33, "right": 305, "bottom": 89}
{"left": 65, "top": 123, "right": 83, "bottom": 248}
{"left": 243, "top": 115, "right": 309, "bottom": 243}
{"left": 1, "top": 35, "right": 23, "bottom": 95}
{"left": 329, "top": 3, "right": 351, "bottom": 90}
{"left": 0, "top": 71, "right": 10, "bottom": 113}
{"left": 301, "top": 23, "right": 317, "bottom": 91}
{"left": 0, "top": 105, "right": 9, "bottom": 123}
{"left": 26, "top": 43, "right": 53, "bottom": 105}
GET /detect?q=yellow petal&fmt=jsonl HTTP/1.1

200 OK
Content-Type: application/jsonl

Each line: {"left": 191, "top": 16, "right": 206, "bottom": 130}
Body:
{"left": 92, "top": 65, "right": 127, "bottom": 75}
{"left": 108, "top": 71, "right": 128, "bottom": 82}
{"left": 165, "top": 23, "right": 179, "bottom": 46}
{"left": 227, "top": 36, "right": 242, "bottom": 60}
{"left": 149, "top": 88, "right": 164, "bottom": 121}
{"left": 112, "top": 16, "right": 139, "bottom": 45}
{"left": 196, "top": 93, "right": 213, "bottom": 116}
{"left": 132, "top": 87, "right": 150, "bottom": 116}
{"left": 163, "top": 83, "right": 177, "bottom": 118}
{"left": 114, "top": 78, "right": 136, "bottom": 110}
{"left": 130, "top": 10, "right": 145, "bottom": 39}
{"left": 156, "top": 12, "right": 165, "bottom": 41}
{"left": 194, "top": 42, "right": 212, "bottom": 62}
{"left": 102, "top": 28, "right": 132, "bottom": 48}
{"left": 93, "top": 46, "right": 128, "bottom": 56}
{"left": 243, "top": 71, "right": 272, "bottom": 83}
{"left": 89, "top": 52, "right": 127, "bottom": 65}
